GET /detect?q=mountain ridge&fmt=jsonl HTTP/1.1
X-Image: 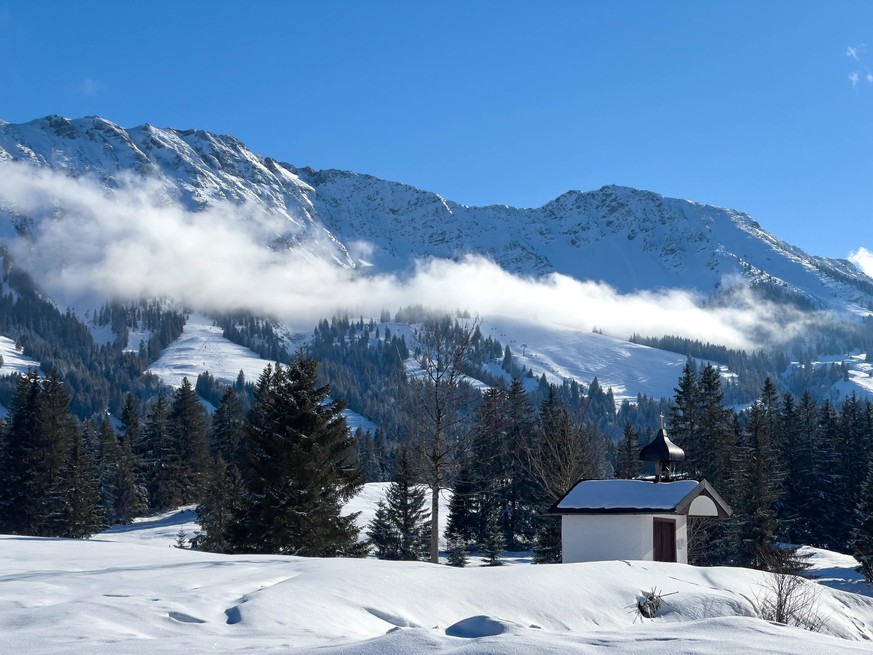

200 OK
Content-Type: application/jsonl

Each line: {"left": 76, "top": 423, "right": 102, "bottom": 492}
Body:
{"left": 0, "top": 114, "right": 871, "bottom": 316}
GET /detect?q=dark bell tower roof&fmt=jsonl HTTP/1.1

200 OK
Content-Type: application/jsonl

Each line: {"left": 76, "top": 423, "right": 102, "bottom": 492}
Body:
{"left": 639, "top": 424, "right": 685, "bottom": 482}
{"left": 639, "top": 428, "right": 685, "bottom": 464}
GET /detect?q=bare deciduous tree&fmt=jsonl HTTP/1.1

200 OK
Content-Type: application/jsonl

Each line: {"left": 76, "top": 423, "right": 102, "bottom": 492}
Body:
{"left": 408, "top": 317, "right": 481, "bottom": 563}
{"left": 523, "top": 392, "right": 609, "bottom": 505}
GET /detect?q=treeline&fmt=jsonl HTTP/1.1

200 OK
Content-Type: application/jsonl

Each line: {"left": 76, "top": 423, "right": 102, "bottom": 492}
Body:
{"left": 0, "top": 359, "right": 363, "bottom": 557}
{"left": 4, "top": 341, "right": 873, "bottom": 572}
{"left": 310, "top": 313, "right": 672, "bottom": 480}
{"left": 307, "top": 315, "right": 413, "bottom": 459}
{"left": 443, "top": 381, "right": 612, "bottom": 563}
{"left": 214, "top": 313, "right": 289, "bottom": 362}
{"left": 0, "top": 249, "right": 184, "bottom": 416}
{"left": 667, "top": 363, "right": 873, "bottom": 568}
{"left": 629, "top": 331, "right": 861, "bottom": 406}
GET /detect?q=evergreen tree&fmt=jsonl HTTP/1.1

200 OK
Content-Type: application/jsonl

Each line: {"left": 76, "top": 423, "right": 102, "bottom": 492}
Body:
{"left": 367, "top": 445, "right": 430, "bottom": 560}
{"left": 120, "top": 394, "right": 143, "bottom": 449}
{"left": 791, "top": 391, "right": 820, "bottom": 544}
{"left": 113, "top": 430, "right": 148, "bottom": 524}
{"left": 730, "top": 388, "right": 785, "bottom": 568}
{"left": 812, "top": 399, "right": 845, "bottom": 549}
{"left": 669, "top": 363, "right": 701, "bottom": 472}
{"left": 32, "top": 373, "right": 77, "bottom": 534}
{"left": 851, "top": 459, "right": 873, "bottom": 581}
{"left": 194, "top": 454, "right": 247, "bottom": 553}
{"left": 840, "top": 393, "right": 871, "bottom": 510}
{"left": 0, "top": 372, "right": 41, "bottom": 533}
{"left": 481, "top": 508, "right": 506, "bottom": 566}
{"left": 446, "top": 387, "right": 511, "bottom": 547}
{"left": 367, "top": 500, "right": 400, "bottom": 559}
{"left": 695, "top": 364, "right": 736, "bottom": 489}
{"left": 616, "top": 422, "right": 642, "bottom": 479}
{"left": 94, "top": 417, "right": 123, "bottom": 527}
{"left": 532, "top": 516, "right": 562, "bottom": 564}
{"left": 445, "top": 457, "right": 479, "bottom": 545}
{"left": 168, "top": 377, "right": 209, "bottom": 502}
{"left": 241, "top": 359, "right": 363, "bottom": 556}
{"left": 47, "top": 427, "right": 103, "bottom": 538}
{"left": 503, "top": 378, "right": 539, "bottom": 548}
{"left": 0, "top": 372, "right": 77, "bottom": 535}
{"left": 445, "top": 532, "right": 468, "bottom": 567}
{"left": 778, "top": 393, "right": 813, "bottom": 544}
{"left": 682, "top": 366, "right": 737, "bottom": 566}
{"left": 142, "top": 395, "right": 176, "bottom": 510}
{"left": 210, "top": 387, "right": 245, "bottom": 467}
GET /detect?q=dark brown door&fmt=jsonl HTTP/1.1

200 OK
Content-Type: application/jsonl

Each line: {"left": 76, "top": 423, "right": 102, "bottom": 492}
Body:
{"left": 653, "top": 518, "right": 677, "bottom": 562}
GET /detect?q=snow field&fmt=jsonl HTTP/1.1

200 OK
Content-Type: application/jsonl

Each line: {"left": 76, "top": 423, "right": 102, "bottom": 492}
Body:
{"left": 0, "top": 335, "right": 41, "bottom": 375}
{"left": 4, "top": 484, "right": 873, "bottom": 653}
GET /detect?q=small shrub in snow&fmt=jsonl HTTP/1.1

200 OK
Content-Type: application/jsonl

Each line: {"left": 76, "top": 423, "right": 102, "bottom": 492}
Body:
{"left": 755, "top": 545, "right": 823, "bottom": 632}
{"left": 636, "top": 587, "right": 675, "bottom": 619}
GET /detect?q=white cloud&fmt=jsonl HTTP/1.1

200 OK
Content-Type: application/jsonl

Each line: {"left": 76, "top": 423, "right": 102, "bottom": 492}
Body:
{"left": 850, "top": 247, "right": 873, "bottom": 278}
{"left": 848, "top": 45, "right": 861, "bottom": 60}
{"left": 850, "top": 71, "right": 860, "bottom": 87}
{"left": 0, "top": 162, "right": 824, "bottom": 352}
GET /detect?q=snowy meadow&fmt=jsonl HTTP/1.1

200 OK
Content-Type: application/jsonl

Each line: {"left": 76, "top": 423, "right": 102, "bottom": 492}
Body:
{"left": 4, "top": 489, "right": 873, "bottom": 654}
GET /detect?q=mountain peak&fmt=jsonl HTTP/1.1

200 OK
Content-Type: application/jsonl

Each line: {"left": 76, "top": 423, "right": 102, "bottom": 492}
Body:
{"left": 0, "top": 115, "right": 870, "bottom": 314}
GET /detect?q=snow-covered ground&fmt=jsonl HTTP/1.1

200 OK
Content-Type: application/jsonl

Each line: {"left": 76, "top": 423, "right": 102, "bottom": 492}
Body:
{"left": 791, "top": 352, "right": 873, "bottom": 403}
{"left": 479, "top": 315, "right": 694, "bottom": 403}
{"left": 830, "top": 353, "right": 873, "bottom": 402}
{"left": 0, "top": 334, "right": 41, "bottom": 375}
{"left": 4, "top": 486, "right": 873, "bottom": 654}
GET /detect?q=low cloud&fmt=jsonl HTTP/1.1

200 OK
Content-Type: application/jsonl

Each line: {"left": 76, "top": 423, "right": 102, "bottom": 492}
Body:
{"left": 0, "top": 162, "right": 821, "bottom": 351}
{"left": 850, "top": 247, "right": 873, "bottom": 278}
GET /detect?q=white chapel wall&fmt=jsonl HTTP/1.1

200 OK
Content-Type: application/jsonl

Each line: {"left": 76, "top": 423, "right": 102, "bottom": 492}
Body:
{"left": 562, "top": 514, "right": 688, "bottom": 564}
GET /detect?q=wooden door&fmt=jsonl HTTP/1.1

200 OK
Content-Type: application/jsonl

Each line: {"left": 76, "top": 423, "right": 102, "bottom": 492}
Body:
{"left": 653, "top": 518, "right": 677, "bottom": 562}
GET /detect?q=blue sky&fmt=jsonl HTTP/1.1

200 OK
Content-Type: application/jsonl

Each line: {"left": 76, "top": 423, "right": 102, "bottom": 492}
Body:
{"left": 1, "top": 1, "right": 872, "bottom": 262}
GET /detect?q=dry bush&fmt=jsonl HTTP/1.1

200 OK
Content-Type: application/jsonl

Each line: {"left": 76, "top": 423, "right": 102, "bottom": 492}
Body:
{"left": 755, "top": 545, "right": 823, "bottom": 632}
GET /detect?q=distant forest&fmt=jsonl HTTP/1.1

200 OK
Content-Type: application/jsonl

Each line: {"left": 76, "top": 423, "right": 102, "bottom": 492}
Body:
{"left": 3, "top": 245, "right": 873, "bottom": 567}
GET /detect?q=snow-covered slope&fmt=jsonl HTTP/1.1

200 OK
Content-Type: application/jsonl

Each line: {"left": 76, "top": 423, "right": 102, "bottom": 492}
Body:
{"left": 145, "top": 313, "right": 375, "bottom": 428}
{"left": 3, "top": 494, "right": 873, "bottom": 654}
{"left": 479, "top": 315, "right": 692, "bottom": 403}
{"left": 1, "top": 115, "right": 871, "bottom": 316}
{"left": 0, "top": 335, "right": 42, "bottom": 418}
{"left": 0, "top": 335, "right": 41, "bottom": 376}
{"left": 145, "top": 313, "right": 274, "bottom": 389}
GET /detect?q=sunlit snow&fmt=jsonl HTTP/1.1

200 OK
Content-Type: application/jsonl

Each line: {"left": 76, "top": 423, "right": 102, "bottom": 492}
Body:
{"left": 3, "top": 485, "right": 873, "bottom": 653}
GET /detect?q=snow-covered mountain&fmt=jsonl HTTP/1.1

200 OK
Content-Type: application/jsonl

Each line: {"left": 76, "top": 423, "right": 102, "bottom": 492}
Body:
{"left": 1, "top": 114, "right": 871, "bottom": 316}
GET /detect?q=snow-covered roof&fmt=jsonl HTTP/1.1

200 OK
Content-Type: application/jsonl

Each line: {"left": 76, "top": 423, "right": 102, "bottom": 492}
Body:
{"left": 552, "top": 479, "right": 731, "bottom": 516}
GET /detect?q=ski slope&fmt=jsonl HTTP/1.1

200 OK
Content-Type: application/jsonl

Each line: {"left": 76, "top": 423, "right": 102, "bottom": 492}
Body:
{"left": 145, "top": 313, "right": 376, "bottom": 429}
